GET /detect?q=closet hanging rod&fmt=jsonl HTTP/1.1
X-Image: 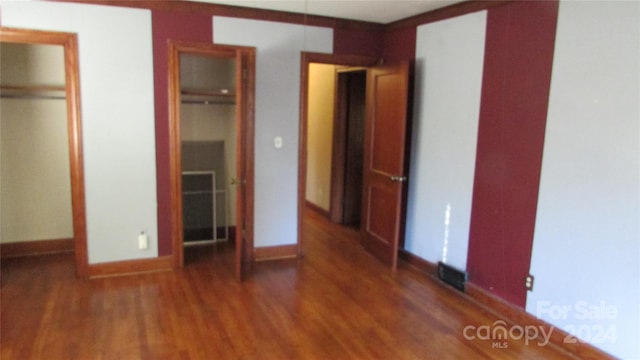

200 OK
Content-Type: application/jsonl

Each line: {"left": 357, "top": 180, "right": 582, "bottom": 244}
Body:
{"left": 181, "top": 99, "right": 235, "bottom": 105}
{"left": 181, "top": 88, "right": 235, "bottom": 97}
{"left": 1, "top": 85, "right": 67, "bottom": 100}
{"left": 1, "top": 85, "right": 66, "bottom": 92}
{"left": 0, "top": 94, "right": 67, "bottom": 100}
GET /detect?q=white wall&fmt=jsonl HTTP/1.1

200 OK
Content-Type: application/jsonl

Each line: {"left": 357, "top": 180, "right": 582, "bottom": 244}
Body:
{"left": 2, "top": 1, "right": 158, "bottom": 263}
{"left": 527, "top": 2, "right": 640, "bottom": 358}
{"left": 404, "top": 11, "right": 486, "bottom": 271}
{"left": 213, "top": 17, "right": 333, "bottom": 247}
{"left": 306, "top": 63, "right": 336, "bottom": 211}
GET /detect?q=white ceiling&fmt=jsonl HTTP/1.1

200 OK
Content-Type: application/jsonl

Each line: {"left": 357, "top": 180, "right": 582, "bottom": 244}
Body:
{"left": 189, "top": 0, "right": 466, "bottom": 24}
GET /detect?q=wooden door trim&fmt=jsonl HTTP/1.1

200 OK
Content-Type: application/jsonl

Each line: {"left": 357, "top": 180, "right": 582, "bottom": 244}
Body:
{"left": 329, "top": 70, "right": 348, "bottom": 223}
{"left": 329, "top": 68, "right": 367, "bottom": 224}
{"left": 0, "top": 27, "right": 89, "bottom": 277}
{"left": 235, "top": 46, "right": 256, "bottom": 280}
{"left": 298, "top": 52, "right": 378, "bottom": 257}
{"left": 168, "top": 40, "right": 255, "bottom": 279}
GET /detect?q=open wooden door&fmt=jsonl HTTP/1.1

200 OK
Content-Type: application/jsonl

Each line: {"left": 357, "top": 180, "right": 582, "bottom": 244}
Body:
{"left": 234, "top": 47, "right": 255, "bottom": 281}
{"left": 361, "top": 62, "right": 410, "bottom": 270}
{"left": 330, "top": 69, "right": 367, "bottom": 227}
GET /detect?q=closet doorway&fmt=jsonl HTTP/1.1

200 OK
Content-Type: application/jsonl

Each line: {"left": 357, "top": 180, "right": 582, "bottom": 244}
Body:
{"left": 168, "top": 41, "right": 255, "bottom": 280}
{"left": 0, "top": 27, "right": 88, "bottom": 276}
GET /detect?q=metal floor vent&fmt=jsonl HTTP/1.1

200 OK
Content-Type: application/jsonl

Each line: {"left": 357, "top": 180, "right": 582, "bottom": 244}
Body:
{"left": 437, "top": 262, "right": 468, "bottom": 292}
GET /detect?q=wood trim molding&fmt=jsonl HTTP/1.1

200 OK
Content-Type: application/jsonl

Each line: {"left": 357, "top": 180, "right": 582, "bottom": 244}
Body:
{"left": 398, "top": 249, "right": 614, "bottom": 359}
{"left": 385, "top": 0, "right": 508, "bottom": 30}
{"left": 88, "top": 256, "right": 173, "bottom": 278}
{"left": 168, "top": 41, "right": 256, "bottom": 279}
{"left": 236, "top": 46, "right": 256, "bottom": 281}
{"left": 465, "top": 283, "right": 615, "bottom": 359}
{"left": 0, "top": 27, "right": 89, "bottom": 278}
{"left": 168, "top": 40, "right": 183, "bottom": 269}
{"left": 254, "top": 244, "right": 298, "bottom": 261}
{"left": 329, "top": 69, "right": 348, "bottom": 223}
{"left": 1, "top": 239, "right": 74, "bottom": 258}
{"left": 398, "top": 248, "right": 438, "bottom": 276}
{"left": 168, "top": 41, "right": 239, "bottom": 269}
{"left": 305, "top": 200, "right": 330, "bottom": 219}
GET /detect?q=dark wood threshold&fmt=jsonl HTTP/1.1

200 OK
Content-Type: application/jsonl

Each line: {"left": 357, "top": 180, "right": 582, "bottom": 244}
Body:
{"left": 88, "top": 256, "right": 174, "bottom": 279}
{"left": 398, "top": 249, "right": 615, "bottom": 360}
{"left": 1, "top": 238, "right": 74, "bottom": 258}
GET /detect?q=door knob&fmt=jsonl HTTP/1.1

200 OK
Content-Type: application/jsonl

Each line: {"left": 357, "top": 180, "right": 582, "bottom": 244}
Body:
{"left": 231, "top": 178, "right": 246, "bottom": 185}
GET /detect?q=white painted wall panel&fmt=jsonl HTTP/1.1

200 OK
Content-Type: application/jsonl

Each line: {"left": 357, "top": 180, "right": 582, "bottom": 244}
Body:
{"left": 2, "top": 1, "right": 158, "bottom": 263}
{"left": 213, "top": 17, "right": 332, "bottom": 247}
{"left": 527, "top": 2, "right": 640, "bottom": 359}
{"left": 404, "top": 11, "right": 486, "bottom": 271}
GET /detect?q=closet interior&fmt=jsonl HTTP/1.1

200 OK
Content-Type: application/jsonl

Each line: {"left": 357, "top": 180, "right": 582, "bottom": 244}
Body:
{"left": 0, "top": 42, "right": 74, "bottom": 247}
{"left": 180, "top": 53, "right": 237, "bottom": 247}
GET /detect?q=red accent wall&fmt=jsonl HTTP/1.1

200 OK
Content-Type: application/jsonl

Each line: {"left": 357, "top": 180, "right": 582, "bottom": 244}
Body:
{"left": 149, "top": 4, "right": 558, "bottom": 310}
{"left": 466, "top": 1, "right": 559, "bottom": 307}
{"left": 152, "top": 11, "right": 212, "bottom": 256}
{"left": 382, "top": 26, "right": 416, "bottom": 63}
{"left": 334, "top": 27, "right": 383, "bottom": 57}
{"left": 152, "top": 10, "right": 381, "bottom": 256}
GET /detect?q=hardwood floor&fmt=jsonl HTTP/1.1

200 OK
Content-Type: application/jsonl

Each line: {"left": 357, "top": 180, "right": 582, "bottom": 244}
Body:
{"left": 1, "top": 211, "right": 576, "bottom": 359}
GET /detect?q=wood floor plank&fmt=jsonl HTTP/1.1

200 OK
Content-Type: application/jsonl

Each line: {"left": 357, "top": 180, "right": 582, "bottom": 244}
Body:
{"left": 1, "top": 211, "right": 576, "bottom": 359}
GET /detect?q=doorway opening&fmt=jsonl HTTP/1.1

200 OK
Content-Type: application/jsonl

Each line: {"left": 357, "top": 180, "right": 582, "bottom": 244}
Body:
{"left": 0, "top": 28, "right": 88, "bottom": 276}
{"left": 298, "top": 53, "right": 378, "bottom": 257}
{"left": 179, "top": 54, "right": 236, "bottom": 248}
{"left": 168, "top": 41, "right": 255, "bottom": 280}
{"left": 299, "top": 53, "right": 411, "bottom": 269}
{"left": 305, "top": 64, "right": 366, "bottom": 229}
{"left": 330, "top": 68, "right": 367, "bottom": 228}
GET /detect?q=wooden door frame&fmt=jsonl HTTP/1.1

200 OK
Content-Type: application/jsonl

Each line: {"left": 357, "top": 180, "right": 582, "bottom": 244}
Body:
{"left": 234, "top": 46, "right": 256, "bottom": 280}
{"left": 0, "top": 27, "right": 89, "bottom": 277}
{"left": 329, "top": 68, "right": 367, "bottom": 224}
{"left": 298, "top": 52, "right": 378, "bottom": 257}
{"left": 168, "top": 40, "right": 255, "bottom": 279}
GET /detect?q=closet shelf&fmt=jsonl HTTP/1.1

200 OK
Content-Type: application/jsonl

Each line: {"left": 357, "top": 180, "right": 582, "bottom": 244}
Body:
{"left": 181, "top": 88, "right": 236, "bottom": 105}
{"left": 0, "top": 85, "right": 66, "bottom": 100}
